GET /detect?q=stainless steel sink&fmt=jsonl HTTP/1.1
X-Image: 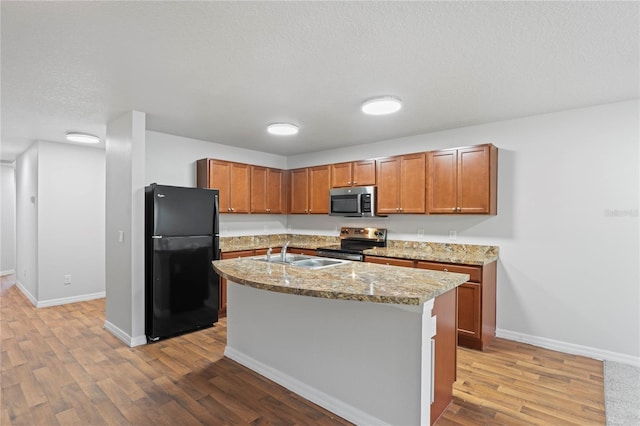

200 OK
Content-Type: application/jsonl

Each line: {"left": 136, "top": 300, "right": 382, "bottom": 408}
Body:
{"left": 289, "top": 258, "right": 349, "bottom": 269}
{"left": 253, "top": 254, "right": 349, "bottom": 269}
{"left": 254, "top": 254, "right": 315, "bottom": 264}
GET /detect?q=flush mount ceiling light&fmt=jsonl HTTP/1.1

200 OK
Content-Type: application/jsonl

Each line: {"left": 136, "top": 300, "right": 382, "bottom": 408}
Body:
{"left": 267, "top": 123, "right": 299, "bottom": 136}
{"left": 361, "top": 96, "right": 402, "bottom": 115}
{"left": 65, "top": 132, "right": 100, "bottom": 144}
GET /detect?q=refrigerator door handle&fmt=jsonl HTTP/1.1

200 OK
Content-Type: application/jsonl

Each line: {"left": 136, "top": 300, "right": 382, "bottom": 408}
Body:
{"left": 213, "top": 194, "right": 219, "bottom": 236}
{"left": 151, "top": 235, "right": 163, "bottom": 239}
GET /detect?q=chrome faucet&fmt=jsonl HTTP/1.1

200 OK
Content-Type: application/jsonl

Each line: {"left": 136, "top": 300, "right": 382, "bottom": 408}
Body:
{"left": 266, "top": 247, "right": 273, "bottom": 263}
{"left": 281, "top": 241, "right": 290, "bottom": 260}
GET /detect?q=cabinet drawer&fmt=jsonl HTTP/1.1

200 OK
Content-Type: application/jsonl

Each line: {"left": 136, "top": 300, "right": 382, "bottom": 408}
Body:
{"left": 221, "top": 250, "right": 256, "bottom": 259}
{"left": 415, "top": 261, "right": 481, "bottom": 282}
{"left": 365, "top": 256, "right": 415, "bottom": 268}
{"left": 288, "top": 247, "right": 317, "bottom": 256}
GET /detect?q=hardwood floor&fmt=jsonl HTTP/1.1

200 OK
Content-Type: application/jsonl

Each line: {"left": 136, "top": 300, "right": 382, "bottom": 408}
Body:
{"left": 1, "top": 278, "right": 605, "bottom": 425}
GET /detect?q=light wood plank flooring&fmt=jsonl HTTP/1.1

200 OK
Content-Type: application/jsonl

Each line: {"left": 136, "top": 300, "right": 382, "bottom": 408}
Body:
{"left": 1, "top": 277, "right": 605, "bottom": 425}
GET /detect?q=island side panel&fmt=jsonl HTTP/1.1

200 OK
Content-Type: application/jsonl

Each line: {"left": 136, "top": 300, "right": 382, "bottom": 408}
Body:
{"left": 225, "top": 281, "right": 435, "bottom": 426}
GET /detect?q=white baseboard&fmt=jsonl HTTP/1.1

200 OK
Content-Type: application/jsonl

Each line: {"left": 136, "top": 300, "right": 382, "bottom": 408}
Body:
{"left": 104, "top": 320, "right": 147, "bottom": 347}
{"left": 224, "top": 346, "right": 390, "bottom": 426}
{"left": 36, "top": 292, "right": 105, "bottom": 308}
{"left": 14, "top": 281, "right": 106, "bottom": 309}
{"left": 1, "top": 269, "right": 16, "bottom": 276}
{"left": 497, "top": 328, "right": 640, "bottom": 368}
{"left": 15, "top": 279, "right": 38, "bottom": 306}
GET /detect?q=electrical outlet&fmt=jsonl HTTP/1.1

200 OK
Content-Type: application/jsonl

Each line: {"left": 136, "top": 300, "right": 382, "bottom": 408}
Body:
{"left": 64, "top": 275, "right": 71, "bottom": 285}
{"left": 417, "top": 228, "right": 425, "bottom": 238}
{"left": 449, "top": 230, "right": 457, "bottom": 240}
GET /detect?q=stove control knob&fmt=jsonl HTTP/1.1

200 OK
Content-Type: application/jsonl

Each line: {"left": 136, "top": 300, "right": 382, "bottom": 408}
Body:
{"left": 375, "top": 231, "right": 385, "bottom": 237}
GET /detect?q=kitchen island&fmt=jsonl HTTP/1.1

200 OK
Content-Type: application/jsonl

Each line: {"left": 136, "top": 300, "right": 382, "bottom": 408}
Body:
{"left": 212, "top": 257, "right": 469, "bottom": 426}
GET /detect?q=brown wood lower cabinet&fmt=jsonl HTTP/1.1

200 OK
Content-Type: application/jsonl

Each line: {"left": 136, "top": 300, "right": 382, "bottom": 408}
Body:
{"left": 416, "top": 260, "right": 496, "bottom": 351}
{"left": 365, "top": 255, "right": 497, "bottom": 351}
{"left": 431, "top": 288, "right": 457, "bottom": 425}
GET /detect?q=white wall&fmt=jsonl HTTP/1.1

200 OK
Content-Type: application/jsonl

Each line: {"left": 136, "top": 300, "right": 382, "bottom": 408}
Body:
{"left": 1, "top": 163, "right": 16, "bottom": 274}
{"left": 37, "top": 142, "right": 105, "bottom": 302}
{"left": 145, "top": 130, "right": 289, "bottom": 236}
{"left": 144, "top": 102, "right": 638, "bottom": 362}
{"left": 105, "top": 111, "right": 147, "bottom": 347}
{"left": 15, "top": 145, "right": 38, "bottom": 298}
{"left": 289, "top": 100, "right": 640, "bottom": 363}
{"left": 14, "top": 141, "right": 105, "bottom": 306}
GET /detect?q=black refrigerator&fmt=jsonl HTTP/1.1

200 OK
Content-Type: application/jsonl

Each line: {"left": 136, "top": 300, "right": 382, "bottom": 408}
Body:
{"left": 145, "top": 184, "right": 220, "bottom": 341}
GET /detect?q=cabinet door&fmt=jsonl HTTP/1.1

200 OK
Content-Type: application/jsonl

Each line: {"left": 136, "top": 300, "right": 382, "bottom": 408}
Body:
{"left": 458, "top": 145, "right": 492, "bottom": 214}
{"left": 352, "top": 160, "right": 376, "bottom": 186}
{"left": 308, "top": 165, "right": 330, "bottom": 214}
{"left": 330, "top": 162, "right": 353, "bottom": 188}
{"left": 399, "top": 153, "right": 426, "bottom": 213}
{"left": 266, "top": 168, "right": 285, "bottom": 214}
{"left": 427, "top": 149, "right": 457, "bottom": 214}
{"left": 289, "top": 168, "right": 309, "bottom": 214}
{"left": 376, "top": 157, "right": 401, "bottom": 214}
{"left": 209, "top": 160, "right": 231, "bottom": 213}
{"left": 250, "top": 166, "right": 268, "bottom": 213}
{"left": 229, "top": 162, "right": 251, "bottom": 213}
{"left": 457, "top": 282, "right": 481, "bottom": 339}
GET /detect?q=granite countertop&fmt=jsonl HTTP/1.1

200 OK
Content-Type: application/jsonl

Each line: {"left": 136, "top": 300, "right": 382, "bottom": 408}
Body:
{"left": 364, "top": 241, "right": 499, "bottom": 266}
{"left": 212, "top": 257, "right": 469, "bottom": 305}
{"left": 220, "top": 234, "right": 499, "bottom": 266}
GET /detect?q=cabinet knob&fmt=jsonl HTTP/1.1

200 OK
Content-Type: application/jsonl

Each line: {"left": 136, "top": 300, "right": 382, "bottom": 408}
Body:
{"left": 443, "top": 268, "right": 448, "bottom": 272}
{"left": 228, "top": 207, "right": 232, "bottom": 212}
{"left": 452, "top": 207, "right": 456, "bottom": 212}
{"left": 353, "top": 181, "right": 357, "bottom": 185}
{"left": 399, "top": 207, "right": 403, "bottom": 212}
{"left": 457, "top": 207, "right": 461, "bottom": 212}
{"left": 348, "top": 181, "right": 352, "bottom": 185}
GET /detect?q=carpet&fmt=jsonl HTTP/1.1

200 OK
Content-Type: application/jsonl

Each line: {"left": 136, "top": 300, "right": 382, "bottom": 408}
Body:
{"left": 604, "top": 360, "right": 640, "bottom": 425}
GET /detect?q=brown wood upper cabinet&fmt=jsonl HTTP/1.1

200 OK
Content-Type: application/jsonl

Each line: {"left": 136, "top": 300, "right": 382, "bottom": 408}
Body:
{"left": 427, "top": 144, "right": 498, "bottom": 215}
{"left": 197, "top": 159, "right": 250, "bottom": 213}
{"left": 330, "top": 160, "right": 376, "bottom": 188}
{"left": 289, "top": 165, "right": 331, "bottom": 214}
{"left": 250, "top": 166, "right": 285, "bottom": 214}
{"left": 376, "top": 153, "right": 426, "bottom": 214}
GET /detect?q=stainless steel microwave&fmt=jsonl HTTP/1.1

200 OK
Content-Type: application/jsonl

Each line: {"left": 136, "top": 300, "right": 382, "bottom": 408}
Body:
{"left": 329, "top": 186, "right": 379, "bottom": 217}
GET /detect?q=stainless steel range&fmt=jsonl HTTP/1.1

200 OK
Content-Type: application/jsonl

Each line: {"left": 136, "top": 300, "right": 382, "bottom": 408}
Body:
{"left": 316, "top": 227, "right": 387, "bottom": 261}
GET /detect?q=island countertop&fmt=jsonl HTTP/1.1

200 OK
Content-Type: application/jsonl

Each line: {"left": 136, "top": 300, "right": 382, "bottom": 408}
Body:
{"left": 212, "top": 257, "right": 470, "bottom": 306}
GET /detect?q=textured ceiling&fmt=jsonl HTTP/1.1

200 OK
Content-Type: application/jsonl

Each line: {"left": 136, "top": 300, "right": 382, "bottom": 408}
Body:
{"left": 1, "top": 1, "right": 638, "bottom": 161}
